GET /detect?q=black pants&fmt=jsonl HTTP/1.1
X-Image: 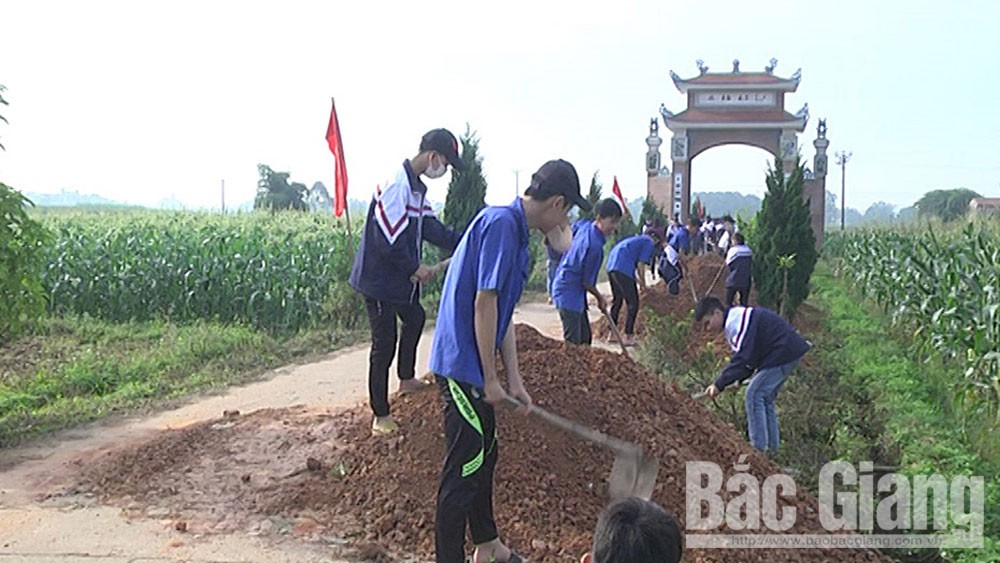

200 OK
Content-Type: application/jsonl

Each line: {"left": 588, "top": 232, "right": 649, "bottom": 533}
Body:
{"left": 727, "top": 285, "right": 751, "bottom": 307}
{"left": 364, "top": 297, "right": 425, "bottom": 417}
{"left": 608, "top": 271, "right": 640, "bottom": 335}
{"left": 436, "top": 376, "right": 499, "bottom": 563}
{"left": 558, "top": 308, "right": 592, "bottom": 345}
{"left": 659, "top": 260, "right": 682, "bottom": 296}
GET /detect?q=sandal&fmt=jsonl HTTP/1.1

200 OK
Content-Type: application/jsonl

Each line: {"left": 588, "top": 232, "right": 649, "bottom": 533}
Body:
{"left": 468, "top": 552, "right": 525, "bottom": 563}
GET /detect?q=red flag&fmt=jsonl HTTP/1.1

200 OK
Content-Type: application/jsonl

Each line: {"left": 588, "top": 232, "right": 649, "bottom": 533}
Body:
{"left": 611, "top": 176, "right": 630, "bottom": 217}
{"left": 325, "top": 98, "right": 348, "bottom": 217}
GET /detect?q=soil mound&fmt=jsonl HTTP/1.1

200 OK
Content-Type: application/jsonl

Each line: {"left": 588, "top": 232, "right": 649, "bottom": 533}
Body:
{"left": 75, "top": 324, "right": 890, "bottom": 563}
{"left": 597, "top": 252, "right": 739, "bottom": 339}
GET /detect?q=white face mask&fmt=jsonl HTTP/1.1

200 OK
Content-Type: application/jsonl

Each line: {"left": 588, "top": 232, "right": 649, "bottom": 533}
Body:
{"left": 545, "top": 223, "right": 573, "bottom": 253}
{"left": 424, "top": 154, "right": 447, "bottom": 179}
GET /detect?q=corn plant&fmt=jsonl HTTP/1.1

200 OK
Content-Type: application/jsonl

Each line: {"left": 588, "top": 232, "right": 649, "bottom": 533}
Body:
{"left": 39, "top": 210, "right": 364, "bottom": 334}
{"left": 827, "top": 222, "right": 1000, "bottom": 424}
{"left": 1, "top": 183, "right": 50, "bottom": 340}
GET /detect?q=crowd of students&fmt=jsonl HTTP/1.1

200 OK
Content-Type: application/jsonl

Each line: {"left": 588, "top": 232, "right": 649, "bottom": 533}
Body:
{"left": 348, "top": 127, "right": 812, "bottom": 561}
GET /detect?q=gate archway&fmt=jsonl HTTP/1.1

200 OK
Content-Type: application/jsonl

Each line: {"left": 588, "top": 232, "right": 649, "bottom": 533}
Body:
{"left": 645, "top": 59, "right": 829, "bottom": 246}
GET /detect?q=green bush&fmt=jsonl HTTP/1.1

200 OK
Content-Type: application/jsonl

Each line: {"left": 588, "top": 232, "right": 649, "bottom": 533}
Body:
{"left": 0, "top": 183, "right": 50, "bottom": 340}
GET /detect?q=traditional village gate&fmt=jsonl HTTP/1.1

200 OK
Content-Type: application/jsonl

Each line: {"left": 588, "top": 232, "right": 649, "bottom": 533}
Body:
{"left": 645, "top": 59, "right": 829, "bottom": 245}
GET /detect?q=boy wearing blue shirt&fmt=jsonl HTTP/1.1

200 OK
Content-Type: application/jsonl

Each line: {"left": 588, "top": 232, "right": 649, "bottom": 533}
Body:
{"left": 657, "top": 228, "right": 685, "bottom": 296}
{"left": 606, "top": 230, "right": 665, "bottom": 346}
{"left": 695, "top": 297, "right": 811, "bottom": 452}
{"left": 552, "top": 198, "right": 623, "bottom": 345}
{"left": 544, "top": 238, "right": 563, "bottom": 305}
{"left": 668, "top": 217, "right": 700, "bottom": 255}
{"left": 429, "top": 160, "right": 590, "bottom": 563}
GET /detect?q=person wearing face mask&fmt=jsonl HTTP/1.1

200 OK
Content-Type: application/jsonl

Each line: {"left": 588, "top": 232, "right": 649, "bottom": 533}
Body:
{"left": 349, "top": 128, "right": 466, "bottom": 436}
{"left": 428, "top": 159, "right": 590, "bottom": 563}
{"left": 551, "top": 198, "right": 623, "bottom": 346}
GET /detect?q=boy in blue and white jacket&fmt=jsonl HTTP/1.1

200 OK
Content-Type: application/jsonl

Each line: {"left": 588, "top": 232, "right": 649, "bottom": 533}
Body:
{"left": 349, "top": 128, "right": 465, "bottom": 435}
{"left": 724, "top": 233, "right": 753, "bottom": 307}
{"left": 695, "top": 297, "right": 811, "bottom": 452}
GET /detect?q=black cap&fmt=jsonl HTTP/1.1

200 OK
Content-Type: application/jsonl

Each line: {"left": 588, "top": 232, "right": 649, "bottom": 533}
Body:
{"left": 419, "top": 128, "right": 465, "bottom": 171}
{"left": 528, "top": 159, "right": 590, "bottom": 212}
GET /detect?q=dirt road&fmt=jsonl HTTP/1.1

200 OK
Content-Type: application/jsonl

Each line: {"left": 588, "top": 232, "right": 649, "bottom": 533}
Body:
{"left": 0, "top": 297, "right": 614, "bottom": 562}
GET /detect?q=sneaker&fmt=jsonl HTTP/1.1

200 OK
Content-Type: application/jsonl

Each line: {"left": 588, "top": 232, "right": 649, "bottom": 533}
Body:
{"left": 398, "top": 378, "right": 430, "bottom": 395}
{"left": 622, "top": 335, "right": 639, "bottom": 347}
{"left": 371, "top": 415, "right": 399, "bottom": 436}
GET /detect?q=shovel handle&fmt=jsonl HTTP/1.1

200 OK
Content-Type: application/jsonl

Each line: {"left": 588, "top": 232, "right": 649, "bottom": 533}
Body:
{"left": 601, "top": 310, "right": 630, "bottom": 355}
{"left": 505, "top": 396, "right": 636, "bottom": 455}
{"left": 703, "top": 262, "right": 727, "bottom": 297}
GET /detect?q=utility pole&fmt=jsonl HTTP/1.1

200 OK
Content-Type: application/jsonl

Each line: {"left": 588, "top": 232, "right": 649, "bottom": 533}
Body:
{"left": 220, "top": 179, "right": 226, "bottom": 214}
{"left": 514, "top": 169, "right": 520, "bottom": 198}
{"left": 835, "top": 151, "right": 852, "bottom": 231}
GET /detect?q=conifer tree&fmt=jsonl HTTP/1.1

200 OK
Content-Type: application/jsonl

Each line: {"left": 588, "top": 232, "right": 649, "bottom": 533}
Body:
{"left": 579, "top": 172, "right": 603, "bottom": 221}
{"left": 751, "top": 159, "right": 817, "bottom": 319}
{"left": 442, "top": 125, "right": 487, "bottom": 234}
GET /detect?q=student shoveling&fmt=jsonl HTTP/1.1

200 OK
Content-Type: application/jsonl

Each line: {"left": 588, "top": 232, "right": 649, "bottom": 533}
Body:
{"left": 72, "top": 323, "right": 893, "bottom": 563}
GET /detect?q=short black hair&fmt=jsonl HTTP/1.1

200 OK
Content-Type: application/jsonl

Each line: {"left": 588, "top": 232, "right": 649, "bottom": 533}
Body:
{"left": 524, "top": 185, "right": 571, "bottom": 208}
{"left": 694, "top": 296, "right": 726, "bottom": 322}
{"left": 592, "top": 498, "right": 683, "bottom": 563}
{"left": 687, "top": 217, "right": 701, "bottom": 228}
{"left": 734, "top": 233, "right": 745, "bottom": 245}
{"left": 595, "top": 198, "right": 623, "bottom": 220}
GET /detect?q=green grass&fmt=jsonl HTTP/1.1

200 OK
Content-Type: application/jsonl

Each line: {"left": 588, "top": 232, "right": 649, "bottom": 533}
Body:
{"left": 635, "top": 259, "right": 998, "bottom": 561}
{"left": 813, "top": 263, "right": 1000, "bottom": 562}
{"left": 0, "top": 315, "right": 364, "bottom": 447}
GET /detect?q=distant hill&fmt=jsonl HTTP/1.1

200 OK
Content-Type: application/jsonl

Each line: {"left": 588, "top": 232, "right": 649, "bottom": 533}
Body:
{"left": 25, "top": 189, "right": 125, "bottom": 207}
{"left": 692, "top": 191, "right": 762, "bottom": 220}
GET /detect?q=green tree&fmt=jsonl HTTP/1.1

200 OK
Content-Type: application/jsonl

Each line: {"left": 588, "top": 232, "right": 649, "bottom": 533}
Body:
{"left": 579, "top": 172, "right": 603, "bottom": 221}
{"left": 442, "top": 125, "right": 487, "bottom": 233}
{"left": 915, "top": 188, "right": 981, "bottom": 222}
{"left": 640, "top": 197, "right": 669, "bottom": 229}
{"left": 614, "top": 204, "right": 641, "bottom": 242}
{"left": 751, "top": 159, "right": 817, "bottom": 319}
{"left": 862, "top": 201, "right": 897, "bottom": 225}
{"left": 254, "top": 164, "right": 308, "bottom": 212}
{"left": 0, "top": 84, "right": 8, "bottom": 151}
{"left": 308, "top": 181, "right": 333, "bottom": 213}
{"left": 0, "top": 86, "right": 50, "bottom": 339}
{"left": 0, "top": 183, "right": 49, "bottom": 341}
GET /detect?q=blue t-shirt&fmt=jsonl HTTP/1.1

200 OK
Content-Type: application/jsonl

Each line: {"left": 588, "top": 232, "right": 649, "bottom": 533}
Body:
{"left": 551, "top": 222, "right": 606, "bottom": 313}
{"left": 606, "top": 235, "right": 656, "bottom": 279}
{"left": 428, "top": 199, "right": 531, "bottom": 388}
{"left": 669, "top": 227, "right": 690, "bottom": 253}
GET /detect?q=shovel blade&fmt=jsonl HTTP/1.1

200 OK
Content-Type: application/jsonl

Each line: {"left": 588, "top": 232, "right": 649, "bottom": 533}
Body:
{"left": 608, "top": 449, "right": 659, "bottom": 502}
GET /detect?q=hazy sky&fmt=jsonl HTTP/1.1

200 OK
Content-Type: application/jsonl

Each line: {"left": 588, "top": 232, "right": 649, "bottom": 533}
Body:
{"left": 1, "top": 0, "right": 998, "bottom": 213}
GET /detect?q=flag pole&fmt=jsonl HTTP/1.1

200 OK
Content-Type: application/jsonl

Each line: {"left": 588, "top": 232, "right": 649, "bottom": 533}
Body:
{"left": 329, "top": 96, "right": 353, "bottom": 241}
{"left": 344, "top": 190, "right": 352, "bottom": 241}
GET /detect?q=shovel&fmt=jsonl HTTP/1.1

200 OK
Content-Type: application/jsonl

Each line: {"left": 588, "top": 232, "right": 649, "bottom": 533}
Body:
{"left": 599, "top": 306, "right": 630, "bottom": 356}
{"left": 703, "top": 261, "right": 727, "bottom": 297}
{"left": 506, "top": 396, "right": 659, "bottom": 502}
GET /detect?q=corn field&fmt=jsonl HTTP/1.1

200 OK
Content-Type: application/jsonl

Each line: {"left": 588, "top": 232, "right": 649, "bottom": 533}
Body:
{"left": 39, "top": 210, "right": 365, "bottom": 333}
{"left": 826, "top": 222, "right": 1000, "bottom": 423}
